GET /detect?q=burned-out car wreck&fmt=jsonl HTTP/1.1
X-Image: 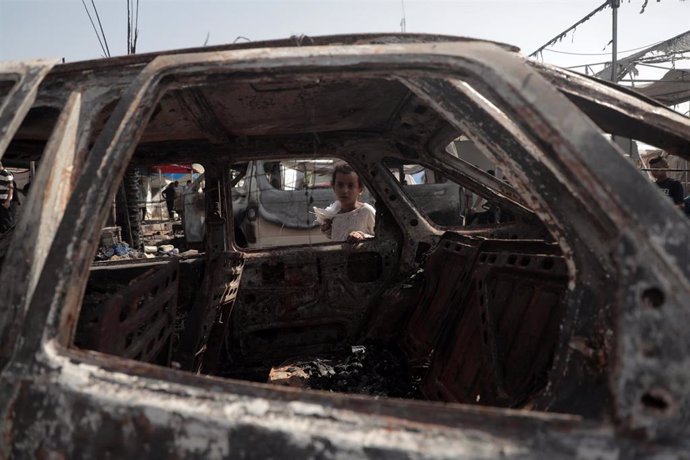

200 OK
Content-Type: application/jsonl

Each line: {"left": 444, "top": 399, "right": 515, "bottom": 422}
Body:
{"left": 0, "top": 34, "right": 689, "bottom": 458}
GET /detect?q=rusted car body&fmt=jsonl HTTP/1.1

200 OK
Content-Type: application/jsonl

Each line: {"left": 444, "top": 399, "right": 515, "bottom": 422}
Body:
{"left": 0, "top": 34, "right": 689, "bottom": 458}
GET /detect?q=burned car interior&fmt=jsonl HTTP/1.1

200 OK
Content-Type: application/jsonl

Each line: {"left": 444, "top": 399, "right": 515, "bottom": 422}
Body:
{"left": 1, "top": 35, "right": 689, "bottom": 456}
{"left": 74, "top": 72, "right": 556, "bottom": 397}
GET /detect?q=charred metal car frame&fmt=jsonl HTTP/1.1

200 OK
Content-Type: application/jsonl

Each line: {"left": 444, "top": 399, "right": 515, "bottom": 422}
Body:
{"left": 0, "top": 34, "right": 689, "bottom": 458}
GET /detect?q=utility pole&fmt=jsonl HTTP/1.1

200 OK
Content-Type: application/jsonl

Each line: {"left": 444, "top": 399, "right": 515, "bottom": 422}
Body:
{"left": 400, "top": 0, "right": 407, "bottom": 33}
{"left": 611, "top": 0, "right": 620, "bottom": 82}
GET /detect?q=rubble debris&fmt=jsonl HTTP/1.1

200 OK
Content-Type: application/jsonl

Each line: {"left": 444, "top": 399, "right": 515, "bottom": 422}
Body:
{"left": 100, "top": 226, "right": 122, "bottom": 247}
{"left": 113, "top": 242, "right": 130, "bottom": 256}
{"left": 268, "top": 343, "right": 422, "bottom": 399}
{"left": 95, "top": 240, "right": 185, "bottom": 262}
{"left": 268, "top": 365, "right": 309, "bottom": 388}
{"left": 95, "top": 241, "right": 139, "bottom": 261}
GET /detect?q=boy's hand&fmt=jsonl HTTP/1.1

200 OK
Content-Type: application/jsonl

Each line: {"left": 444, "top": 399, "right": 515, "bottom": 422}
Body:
{"left": 320, "top": 219, "right": 332, "bottom": 233}
{"left": 2, "top": 200, "right": 10, "bottom": 209}
{"left": 346, "top": 231, "right": 367, "bottom": 242}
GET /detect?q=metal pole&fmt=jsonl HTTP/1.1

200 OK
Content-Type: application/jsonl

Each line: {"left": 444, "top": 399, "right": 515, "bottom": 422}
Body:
{"left": 610, "top": 0, "right": 620, "bottom": 144}
{"left": 400, "top": 0, "right": 407, "bottom": 33}
{"left": 159, "top": 169, "right": 163, "bottom": 223}
{"left": 611, "top": 0, "right": 620, "bottom": 82}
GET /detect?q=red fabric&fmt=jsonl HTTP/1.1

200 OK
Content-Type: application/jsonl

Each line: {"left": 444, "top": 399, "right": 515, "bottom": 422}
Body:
{"left": 151, "top": 164, "right": 199, "bottom": 174}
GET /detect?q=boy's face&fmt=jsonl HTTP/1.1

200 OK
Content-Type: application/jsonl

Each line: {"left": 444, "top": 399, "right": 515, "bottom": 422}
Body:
{"left": 650, "top": 161, "right": 667, "bottom": 180}
{"left": 333, "top": 171, "right": 362, "bottom": 210}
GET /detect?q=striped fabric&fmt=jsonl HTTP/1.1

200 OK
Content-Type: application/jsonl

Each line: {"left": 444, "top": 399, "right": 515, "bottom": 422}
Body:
{"left": 0, "top": 169, "right": 13, "bottom": 201}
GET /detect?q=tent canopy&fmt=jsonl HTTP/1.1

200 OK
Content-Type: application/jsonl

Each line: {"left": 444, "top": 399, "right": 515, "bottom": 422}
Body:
{"left": 633, "top": 69, "right": 690, "bottom": 105}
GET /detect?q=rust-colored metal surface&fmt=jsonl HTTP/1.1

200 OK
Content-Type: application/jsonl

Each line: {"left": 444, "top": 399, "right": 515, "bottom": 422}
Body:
{"left": 399, "top": 233, "right": 480, "bottom": 364}
{"left": 0, "top": 60, "right": 56, "bottom": 158}
{"left": 0, "top": 91, "right": 80, "bottom": 367}
{"left": 176, "top": 251, "right": 245, "bottom": 373}
{"left": 231, "top": 238, "right": 400, "bottom": 365}
{"left": 421, "top": 242, "right": 568, "bottom": 407}
{"left": 200, "top": 253, "right": 245, "bottom": 374}
{"left": 77, "top": 259, "right": 179, "bottom": 364}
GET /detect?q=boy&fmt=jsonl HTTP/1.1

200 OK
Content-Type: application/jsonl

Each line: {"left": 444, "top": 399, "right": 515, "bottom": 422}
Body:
{"left": 649, "top": 157, "right": 684, "bottom": 209}
{"left": 0, "top": 162, "right": 14, "bottom": 233}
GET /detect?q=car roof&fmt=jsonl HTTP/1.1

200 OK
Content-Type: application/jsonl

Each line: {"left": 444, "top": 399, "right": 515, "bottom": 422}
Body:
{"left": 52, "top": 33, "right": 519, "bottom": 73}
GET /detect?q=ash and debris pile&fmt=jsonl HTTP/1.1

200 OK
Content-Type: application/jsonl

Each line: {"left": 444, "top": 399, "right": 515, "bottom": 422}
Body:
{"left": 94, "top": 241, "right": 190, "bottom": 261}
{"left": 73, "top": 282, "right": 126, "bottom": 349}
{"left": 269, "top": 342, "right": 422, "bottom": 399}
{"left": 95, "top": 241, "right": 138, "bottom": 261}
{"left": 94, "top": 224, "right": 193, "bottom": 262}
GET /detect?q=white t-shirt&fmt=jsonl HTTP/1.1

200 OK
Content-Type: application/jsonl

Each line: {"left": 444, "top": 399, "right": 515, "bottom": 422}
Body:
{"left": 330, "top": 203, "right": 376, "bottom": 241}
{"left": 0, "top": 169, "right": 13, "bottom": 201}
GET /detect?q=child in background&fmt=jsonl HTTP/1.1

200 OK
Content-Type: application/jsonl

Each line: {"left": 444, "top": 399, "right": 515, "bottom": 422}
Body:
{"left": 315, "top": 162, "right": 375, "bottom": 242}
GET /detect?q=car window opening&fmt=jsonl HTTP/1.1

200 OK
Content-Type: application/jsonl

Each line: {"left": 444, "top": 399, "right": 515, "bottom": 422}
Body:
{"left": 63, "top": 75, "right": 572, "bottom": 414}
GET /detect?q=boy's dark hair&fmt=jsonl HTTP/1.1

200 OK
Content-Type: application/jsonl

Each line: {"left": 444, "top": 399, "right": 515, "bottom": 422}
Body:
{"left": 331, "top": 162, "right": 360, "bottom": 187}
{"left": 649, "top": 157, "right": 668, "bottom": 167}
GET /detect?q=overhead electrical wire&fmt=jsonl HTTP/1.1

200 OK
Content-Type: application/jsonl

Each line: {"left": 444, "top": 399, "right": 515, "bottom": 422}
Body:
{"left": 543, "top": 39, "right": 665, "bottom": 56}
{"left": 566, "top": 61, "right": 609, "bottom": 69}
{"left": 567, "top": 57, "right": 690, "bottom": 71}
{"left": 127, "top": 0, "right": 131, "bottom": 54}
{"left": 637, "top": 62, "right": 690, "bottom": 73}
{"left": 90, "top": 0, "right": 111, "bottom": 57}
{"left": 134, "top": 0, "right": 140, "bottom": 51}
{"left": 564, "top": 47, "right": 690, "bottom": 72}
{"left": 80, "top": 0, "right": 108, "bottom": 57}
{"left": 127, "top": 0, "right": 140, "bottom": 55}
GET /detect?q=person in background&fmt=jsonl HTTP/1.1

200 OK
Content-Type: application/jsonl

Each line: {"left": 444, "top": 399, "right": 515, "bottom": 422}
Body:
{"left": 0, "top": 162, "right": 14, "bottom": 233}
{"left": 162, "top": 180, "right": 178, "bottom": 219}
{"left": 649, "top": 157, "right": 684, "bottom": 209}
{"left": 10, "top": 180, "right": 21, "bottom": 220}
{"left": 137, "top": 177, "right": 147, "bottom": 222}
